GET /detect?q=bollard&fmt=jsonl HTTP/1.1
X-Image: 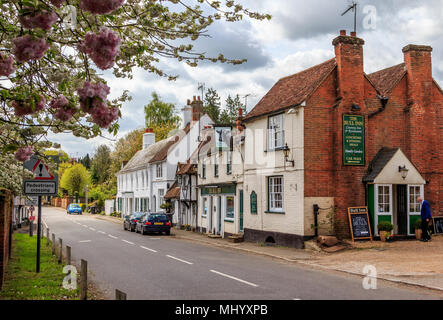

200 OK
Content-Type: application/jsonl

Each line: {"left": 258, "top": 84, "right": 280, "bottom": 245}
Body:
{"left": 51, "top": 233, "right": 55, "bottom": 255}
{"left": 58, "top": 238, "right": 63, "bottom": 264}
{"left": 80, "top": 259, "right": 87, "bottom": 300}
{"left": 29, "top": 221, "right": 33, "bottom": 237}
{"left": 115, "top": 289, "right": 127, "bottom": 300}
{"left": 46, "top": 228, "right": 49, "bottom": 246}
{"left": 66, "top": 246, "right": 71, "bottom": 265}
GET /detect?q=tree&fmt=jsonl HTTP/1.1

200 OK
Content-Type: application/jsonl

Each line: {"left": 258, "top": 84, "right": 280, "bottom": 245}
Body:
{"left": 80, "top": 154, "right": 91, "bottom": 170}
{"left": 203, "top": 88, "right": 222, "bottom": 123}
{"left": 220, "top": 94, "right": 244, "bottom": 124}
{"left": 44, "top": 149, "right": 70, "bottom": 162}
{"left": 144, "top": 92, "right": 181, "bottom": 141}
{"left": 60, "top": 163, "right": 90, "bottom": 198}
{"left": 0, "top": 1, "right": 270, "bottom": 169}
{"left": 91, "top": 145, "right": 111, "bottom": 184}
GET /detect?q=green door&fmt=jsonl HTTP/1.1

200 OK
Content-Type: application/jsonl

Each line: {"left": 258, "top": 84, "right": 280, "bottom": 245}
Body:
{"left": 239, "top": 190, "right": 244, "bottom": 232}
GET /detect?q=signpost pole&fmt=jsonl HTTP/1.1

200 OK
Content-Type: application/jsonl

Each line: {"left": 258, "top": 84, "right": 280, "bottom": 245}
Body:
{"left": 36, "top": 195, "right": 42, "bottom": 273}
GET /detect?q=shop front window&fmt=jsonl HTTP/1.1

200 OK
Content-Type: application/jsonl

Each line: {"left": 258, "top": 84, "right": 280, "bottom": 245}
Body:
{"left": 225, "top": 196, "right": 235, "bottom": 220}
{"left": 378, "top": 185, "right": 391, "bottom": 213}
{"left": 409, "top": 185, "right": 421, "bottom": 213}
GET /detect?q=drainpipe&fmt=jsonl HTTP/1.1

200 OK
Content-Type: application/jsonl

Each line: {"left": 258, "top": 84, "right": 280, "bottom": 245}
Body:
{"left": 313, "top": 204, "right": 319, "bottom": 238}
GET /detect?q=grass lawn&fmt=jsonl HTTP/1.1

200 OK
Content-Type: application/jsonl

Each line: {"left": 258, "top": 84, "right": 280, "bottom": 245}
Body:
{"left": 0, "top": 233, "right": 80, "bottom": 300}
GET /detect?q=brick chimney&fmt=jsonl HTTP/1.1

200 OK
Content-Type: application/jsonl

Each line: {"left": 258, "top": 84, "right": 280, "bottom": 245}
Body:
{"left": 333, "top": 30, "right": 365, "bottom": 111}
{"left": 402, "top": 45, "right": 433, "bottom": 108}
{"left": 190, "top": 96, "right": 203, "bottom": 123}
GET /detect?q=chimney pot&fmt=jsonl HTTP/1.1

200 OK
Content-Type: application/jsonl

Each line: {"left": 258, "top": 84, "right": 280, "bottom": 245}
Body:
{"left": 193, "top": 96, "right": 196, "bottom": 101}
{"left": 198, "top": 96, "right": 201, "bottom": 101}
{"left": 350, "top": 31, "right": 356, "bottom": 37}
{"left": 187, "top": 99, "right": 191, "bottom": 105}
{"left": 340, "top": 30, "right": 346, "bottom": 36}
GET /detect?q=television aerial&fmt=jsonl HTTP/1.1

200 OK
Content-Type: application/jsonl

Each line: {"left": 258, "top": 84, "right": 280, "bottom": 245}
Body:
{"left": 341, "top": 1, "right": 358, "bottom": 34}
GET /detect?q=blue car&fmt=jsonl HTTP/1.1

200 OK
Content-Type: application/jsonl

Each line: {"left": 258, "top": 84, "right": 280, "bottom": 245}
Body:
{"left": 67, "top": 203, "right": 82, "bottom": 215}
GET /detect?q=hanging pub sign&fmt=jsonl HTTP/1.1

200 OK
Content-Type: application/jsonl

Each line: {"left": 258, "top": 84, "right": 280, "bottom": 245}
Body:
{"left": 343, "top": 114, "right": 365, "bottom": 166}
{"left": 348, "top": 206, "right": 373, "bottom": 242}
{"left": 214, "top": 126, "right": 231, "bottom": 151}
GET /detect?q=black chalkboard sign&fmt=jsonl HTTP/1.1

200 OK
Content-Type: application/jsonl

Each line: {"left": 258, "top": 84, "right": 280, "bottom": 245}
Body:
{"left": 434, "top": 217, "right": 443, "bottom": 234}
{"left": 348, "top": 207, "right": 373, "bottom": 241}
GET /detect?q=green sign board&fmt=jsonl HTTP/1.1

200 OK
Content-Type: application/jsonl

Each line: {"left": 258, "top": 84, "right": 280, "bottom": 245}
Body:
{"left": 201, "top": 184, "right": 236, "bottom": 195}
{"left": 250, "top": 191, "right": 257, "bottom": 214}
{"left": 343, "top": 114, "right": 365, "bottom": 166}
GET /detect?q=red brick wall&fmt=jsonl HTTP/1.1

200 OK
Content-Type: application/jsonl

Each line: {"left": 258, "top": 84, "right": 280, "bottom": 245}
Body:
{"left": 304, "top": 36, "right": 442, "bottom": 238}
{"left": 0, "top": 190, "right": 13, "bottom": 289}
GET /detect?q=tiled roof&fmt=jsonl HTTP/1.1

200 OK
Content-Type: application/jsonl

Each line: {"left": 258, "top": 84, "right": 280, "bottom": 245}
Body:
{"left": 177, "top": 162, "right": 197, "bottom": 175}
{"left": 164, "top": 181, "right": 180, "bottom": 199}
{"left": 366, "top": 63, "right": 407, "bottom": 96}
{"left": 148, "top": 136, "right": 180, "bottom": 163}
{"left": 244, "top": 58, "right": 336, "bottom": 121}
{"left": 363, "top": 147, "right": 399, "bottom": 182}
{"left": 118, "top": 136, "right": 175, "bottom": 174}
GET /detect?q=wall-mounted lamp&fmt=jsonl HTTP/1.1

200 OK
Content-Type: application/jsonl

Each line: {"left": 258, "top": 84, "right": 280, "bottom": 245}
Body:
{"left": 351, "top": 104, "right": 361, "bottom": 111}
{"left": 283, "top": 143, "right": 295, "bottom": 167}
{"left": 398, "top": 165, "right": 409, "bottom": 179}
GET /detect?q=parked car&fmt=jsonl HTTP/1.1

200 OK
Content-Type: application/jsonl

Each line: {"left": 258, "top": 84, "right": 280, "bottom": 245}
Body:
{"left": 123, "top": 212, "right": 145, "bottom": 232}
{"left": 136, "top": 213, "right": 171, "bottom": 235}
{"left": 67, "top": 203, "right": 82, "bottom": 215}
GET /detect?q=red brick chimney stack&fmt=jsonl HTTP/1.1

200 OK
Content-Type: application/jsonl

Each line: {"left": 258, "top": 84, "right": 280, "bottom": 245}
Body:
{"left": 332, "top": 30, "right": 365, "bottom": 111}
{"left": 191, "top": 95, "right": 203, "bottom": 123}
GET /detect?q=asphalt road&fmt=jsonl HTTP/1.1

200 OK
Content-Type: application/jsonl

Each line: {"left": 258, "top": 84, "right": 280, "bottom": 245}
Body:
{"left": 42, "top": 206, "right": 440, "bottom": 300}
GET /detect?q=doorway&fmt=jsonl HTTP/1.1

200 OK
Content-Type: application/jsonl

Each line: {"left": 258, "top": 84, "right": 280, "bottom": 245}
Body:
{"left": 396, "top": 184, "right": 408, "bottom": 235}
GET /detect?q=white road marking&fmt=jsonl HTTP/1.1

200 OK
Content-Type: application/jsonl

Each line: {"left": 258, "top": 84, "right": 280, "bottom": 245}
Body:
{"left": 140, "top": 246, "right": 157, "bottom": 253}
{"left": 122, "top": 239, "right": 134, "bottom": 245}
{"left": 210, "top": 270, "right": 258, "bottom": 287}
{"left": 97, "top": 231, "right": 106, "bottom": 234}
{"left": 79, "top": 240, "right": 91, "bottom": 243}
{"left": 89, "top": 227, "right": 96, "bottom": 231}
{"left": 166, "top": 255, "right": 193, "bottom": 265}
{"left": 293, "top": 298, "right": 301, "bottom": 300}
{"left": 108, "top": 234, "right": 118, "bottom": 239}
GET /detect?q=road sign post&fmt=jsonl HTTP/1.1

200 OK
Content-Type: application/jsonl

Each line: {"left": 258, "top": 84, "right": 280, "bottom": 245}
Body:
{"left": 23, "top": 158, "right": 58, "bottom": 273}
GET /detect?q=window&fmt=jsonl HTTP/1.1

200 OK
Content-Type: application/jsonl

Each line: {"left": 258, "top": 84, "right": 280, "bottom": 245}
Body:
{"left": 202, "top": 197, "right": 208, "bottom": 217}
{"left": 141, "top": 172, "right": 144, "bottom": 189}
{"left": 152, "top": 196, "right": 156, "bottom": 211}
{"left": 268, "top": 176, "right": 284, "bottom": 212}
{"left": 409, "top": 186, "right": 421, "bottom": 213}
{"left": 156, "top": 164, "right": 163, "bottom": 178}
{"left": 226, "top": 152, "right": 232, "bottom": 175}
{"left": 377, "top": 185, "right": 391, "bottom": 213}
{"left": 202, "top": 163, "right": 206, "bottom": 179}
{"left": 136, "top": 173, "right": 139, "bottom": 190}
{"left": 214, "top": 155, "right": 219, "bottom": 177}
{"left": 225, "top": 196, "right": 235, "bottom": 220}
{"left": 268, "top": 114, "right": 284, "bottom": 150}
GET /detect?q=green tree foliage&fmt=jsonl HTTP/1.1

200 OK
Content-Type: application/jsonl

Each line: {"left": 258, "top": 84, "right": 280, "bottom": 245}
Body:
{"left": 79, "top": 154, "right": 91, "bottom": 170}
{"left": 144, "top": 92, "right": 181, "bottom": 141}
{"left": 203, "top": 88, "right": 222, "bottom": 123}
{"left": 44, "top": 149, "right": 70, "bottom": 162}
{"left": 60, "top": 163, "right": 90, "bottom": 197}
{"left": 220, "top": 94, "right": 244, "bottom": 124}
{"left": 91, "top": 145, "right": 112, "bottom": 184}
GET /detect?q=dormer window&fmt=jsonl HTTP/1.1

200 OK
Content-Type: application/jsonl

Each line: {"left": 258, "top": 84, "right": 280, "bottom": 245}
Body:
{"left": 156, "top": 163, "right": 163, "bottom": 178}
{"left": 268, "top": 113, "right": 284, "bottom": 150}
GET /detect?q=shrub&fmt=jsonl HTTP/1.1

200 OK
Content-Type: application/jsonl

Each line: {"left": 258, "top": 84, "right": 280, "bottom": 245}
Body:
{"left": 414, "top": 219, "right": 422, "bottom": 230}
{"left": 377, "top": 221, "right": 394, "bottom": 232}
{"left": 80, "top": 203, "right": 87, "bottom": 212}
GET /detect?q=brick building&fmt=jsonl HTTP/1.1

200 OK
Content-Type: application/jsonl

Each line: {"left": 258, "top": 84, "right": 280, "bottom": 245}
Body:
{"left": 241, "top": 30, "right": 442, "bottom": 246}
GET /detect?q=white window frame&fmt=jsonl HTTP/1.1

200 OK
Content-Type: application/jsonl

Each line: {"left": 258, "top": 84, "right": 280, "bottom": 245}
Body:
{"left": 374, "top": 184, "right": 393, "bottom": 235}
{"left": 407, "top": 184, "right": 424, "bottom": 235}
{"left": 268, "top": 176, "right": 284, "bottom": 212}
{"left": 158, "top": 189, "right": 164, "bottom": 208}
{"left": 202, "top": 197, "right": 208, "bottom": 217}
{"left": 156, "top": 164, "right": 163, "bottom": 178}
{"left": 268, "top": 113, "right": 284, "bottom": 150}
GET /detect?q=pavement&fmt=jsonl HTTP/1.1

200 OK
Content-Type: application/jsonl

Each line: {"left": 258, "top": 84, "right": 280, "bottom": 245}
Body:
{"left": 41, "top": 206, "right": 442, "bottom": 300}
{"left": 93, "top": 211, "right": 443, "bottom": 294}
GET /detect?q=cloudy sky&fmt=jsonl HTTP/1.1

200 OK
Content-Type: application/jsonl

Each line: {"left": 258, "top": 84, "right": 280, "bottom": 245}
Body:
{"left": 50, "top": 0, "right": 443, "bottom": 158}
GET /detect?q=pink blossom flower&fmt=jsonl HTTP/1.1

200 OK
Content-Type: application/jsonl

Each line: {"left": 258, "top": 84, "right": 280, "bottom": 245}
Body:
{"left": 19, "top": 8, "right": 58, "bottom": 30}
{"left": 0, "top": 54, "right": 16, "bottom": 77}
{"left": 91, "top": 105, "right": 119, "bottom": 128}
{"left": 78, "top": 27, "right": 121, "bottom": 70}
{"left": 15, "top": 146, "right": 34, "bottom": 162}
{"left": 50, "top": 95, "right": 77, "bottom": 121}
{"left": 50, "top": 0, "right": 64, "bottom": 8}
{"left": 80, "top": 0, "right": 125, "bottom": 14}
{"left": 12, "top": 95, "right": 46, "bottom": 116}
{"left": 77, "top": 81, "right": 110, "bottom": 113}
{"left": 13, "top": 35, "right": 50, "bottom": 63}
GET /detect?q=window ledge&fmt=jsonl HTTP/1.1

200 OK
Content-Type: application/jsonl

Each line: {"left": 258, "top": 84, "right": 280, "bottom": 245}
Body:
{"left": 224, "top": 218, "right": 234, "bottom": 222}
{"left": 265, "top": 210, "right": 285, "bottom": 214}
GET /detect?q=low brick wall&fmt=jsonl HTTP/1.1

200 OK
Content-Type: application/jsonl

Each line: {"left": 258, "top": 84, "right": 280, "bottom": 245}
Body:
{"left": 0, "top": 189, "right": 13, "bottom": 289}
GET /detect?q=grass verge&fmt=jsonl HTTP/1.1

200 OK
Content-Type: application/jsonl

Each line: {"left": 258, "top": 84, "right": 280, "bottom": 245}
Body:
{"left": 0, "top": 233, "right": 80, "bottom": 300}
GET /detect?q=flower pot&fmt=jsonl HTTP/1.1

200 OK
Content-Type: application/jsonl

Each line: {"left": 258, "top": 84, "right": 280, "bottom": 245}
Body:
{"left": 379, "top": 231, "right": 388, "bottom": 242}
{"left": 415, "top": 228, "right": 422, "bottom": 240}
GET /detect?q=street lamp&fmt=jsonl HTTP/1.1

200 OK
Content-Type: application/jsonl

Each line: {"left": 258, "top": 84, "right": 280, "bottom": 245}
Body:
{"left": 283, "top": 143, "right": 295, "bottom": 167}
{"left": 398, "top": 165, "right": 409, "bottom": 179}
